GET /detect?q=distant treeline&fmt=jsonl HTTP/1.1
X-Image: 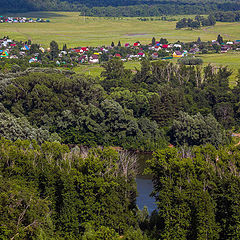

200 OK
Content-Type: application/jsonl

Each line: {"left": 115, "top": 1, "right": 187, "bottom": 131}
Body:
{"left": 176, "top": 15, "right": 216, "bottom": 29}
{"left": 214, "top": 11, "right": 240, "bottom": 22}
{"left": 82, "top": 3, "right": 240, "bottom": 17}
{"left": 2, "top": 0, "right": 240, "bottom": 17}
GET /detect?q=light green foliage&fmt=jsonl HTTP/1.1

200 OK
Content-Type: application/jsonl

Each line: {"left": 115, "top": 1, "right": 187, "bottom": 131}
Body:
{"left": 0, "top": 112, "right": 60, "bottom": 142}
{"left": 0, "top": 178, "right": 54, "bottom": 240}
{"left": 0, "top": 138, "right": 139, "bottom": 239}
{"left": 178, "top": 56, "right": 203, "bottom": 65}
{"left": 123, "top": 226, "right": 149, "bottom": 240}
{"left": 82, "top": 224, "right": 119, "bottom": 240}
{"left": 171, "top": 111, "right": 228, "bottom": 146}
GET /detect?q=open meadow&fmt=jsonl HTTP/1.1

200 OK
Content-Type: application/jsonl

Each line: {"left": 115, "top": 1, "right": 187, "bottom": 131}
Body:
{"left": 1, "top": 11, "right": 240, "bottom": 84}
{"left": 1, "top": 11, "right": 240, "bottom": 48}
{"left": 73, "top": 54, "right": 240, "bottom": 87}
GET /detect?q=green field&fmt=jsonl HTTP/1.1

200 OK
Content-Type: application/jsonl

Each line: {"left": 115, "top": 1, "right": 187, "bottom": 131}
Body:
{"left": 73, "top": 61, "right": 141, "bottom": 78}
{"left": 1, "top": 11, "right": 240, "bottom": 84}
{"left": 1, "top": 11, "right": 240, "bottom": 48}
{"left": 73, "top": 55, "right": 239, "bottom": 87}
{"left": 201, "top": 52, "right": 240, "bottom": 86}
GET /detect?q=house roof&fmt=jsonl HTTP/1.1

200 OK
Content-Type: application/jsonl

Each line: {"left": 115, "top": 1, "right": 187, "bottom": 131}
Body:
{"left": 91, "top": 55, "right": 99, "bottom": 59}
{"left": 174, "top": 51, "right": 182, "bottom": 55}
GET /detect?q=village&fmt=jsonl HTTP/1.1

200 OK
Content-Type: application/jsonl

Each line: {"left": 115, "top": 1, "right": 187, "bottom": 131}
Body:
{"left": 0, "top": 16, "right": 50, "bottom": 23}
{"left": 0, "top": 36, "right": 240, "bottom": 67}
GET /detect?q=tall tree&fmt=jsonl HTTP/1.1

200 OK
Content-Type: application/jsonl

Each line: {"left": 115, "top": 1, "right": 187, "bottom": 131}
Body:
{"left": 152, "top": 37, "right": 156, "bottom": 46}
{"left": 50, "top": 40, "right": 59, "bottom": 59}
{"left": 217, "top": 34, "right": 224, "bottom": 44}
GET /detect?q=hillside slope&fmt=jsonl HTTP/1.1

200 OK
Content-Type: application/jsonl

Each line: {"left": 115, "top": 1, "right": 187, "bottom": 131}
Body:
{"left": 1, "top": 0, "right": 240, "bottom": 15}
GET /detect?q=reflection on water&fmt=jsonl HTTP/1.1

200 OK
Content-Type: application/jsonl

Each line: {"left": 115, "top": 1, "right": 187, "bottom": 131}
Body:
{"left": 135, "top": 152, "right": 157, "bottom": 213}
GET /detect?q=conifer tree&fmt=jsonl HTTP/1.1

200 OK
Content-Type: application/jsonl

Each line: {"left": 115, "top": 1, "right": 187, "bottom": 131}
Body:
{"left": 152, "top": 37, "right": 156, "bottom": 46}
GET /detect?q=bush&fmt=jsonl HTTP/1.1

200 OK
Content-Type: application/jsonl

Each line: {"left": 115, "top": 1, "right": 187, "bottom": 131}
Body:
{"left": 178, "top": 56, "right": 203, "bottom": 65}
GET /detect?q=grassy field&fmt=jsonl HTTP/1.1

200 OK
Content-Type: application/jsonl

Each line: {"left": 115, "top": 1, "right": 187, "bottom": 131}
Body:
{"left": 73, "top": 61, "right": 141, "bottom": 78}
{"left": 1, "top": 11, "right": 240, "bottom": 48}
{"left": 201, "top": 52, "right": 240, "bottom": 86}
{"left": 72, "top": 54, "right": 239, "bottom": 87}
{"left": 1, "top": 11, "right": 239, "bottom": 84}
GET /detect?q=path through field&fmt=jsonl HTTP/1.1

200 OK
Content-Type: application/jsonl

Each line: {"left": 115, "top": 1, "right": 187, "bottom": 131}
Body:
{"left": 14, "top": 25, "right": 33, "bottom": 41}
{"left": 202, "top": 22, "right": 240, "bottom": 39}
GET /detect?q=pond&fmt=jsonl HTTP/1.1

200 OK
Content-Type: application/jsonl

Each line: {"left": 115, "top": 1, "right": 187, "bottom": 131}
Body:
{"left": 135, "top": 152, "right": 157, "bottom": 214}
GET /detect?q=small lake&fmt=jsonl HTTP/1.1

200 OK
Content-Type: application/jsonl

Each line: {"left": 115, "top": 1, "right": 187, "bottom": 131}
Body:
{"left": 135, "top": 152, "right": 157, "bottom": 214}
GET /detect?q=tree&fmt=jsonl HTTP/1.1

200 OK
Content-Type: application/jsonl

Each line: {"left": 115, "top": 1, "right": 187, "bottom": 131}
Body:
{"left": 152, "top": 37, "right": 156, "bottom": 46}
{"left": 50, "top": 40, "right": 59, "bottom": 59}
{"left": 170, "top": 111, "right": 228, "bottom": 147}
{"left": 159, "top": 38, "right": 168, "bottom": 44}
{"left": 208, "top": 14, "right": 216, "bottom": 26}
{"left": 111, "top": 41, "right": 115, "bottom": 47}
{"left": 178, "top": 56, "right": 203, "bottom": 65}
{"left": 30, "top": 43, "right": 40, "bottom": 54}
{"left": 101, "top": 58, "right": 127, "bottom": 80}
{"left": 63, "top": 43, "right": 68, "bottom": 51}
{"left": 117, "top": 41, "right": 121, "bottom": 47}
{"left": 217, "top": 34, "right": 223, "bottom": 44}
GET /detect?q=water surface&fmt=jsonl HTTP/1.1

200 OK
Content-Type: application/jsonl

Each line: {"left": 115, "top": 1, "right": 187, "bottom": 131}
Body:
{"left": 135, "top": 152, "right": 157, "bottom": 213}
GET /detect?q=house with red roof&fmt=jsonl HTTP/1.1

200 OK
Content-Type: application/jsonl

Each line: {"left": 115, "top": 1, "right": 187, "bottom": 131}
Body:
{"left": 152, "top": 52, "right": 158, "bottom": 59}
{"left": 162, "top": 44, "right": 169, "bottom": 49}
{"left": 73, "top": 49, "right": 81, "bottom": 53}
{"left": 138, "top": 52, "right": 145, "bottom": 57}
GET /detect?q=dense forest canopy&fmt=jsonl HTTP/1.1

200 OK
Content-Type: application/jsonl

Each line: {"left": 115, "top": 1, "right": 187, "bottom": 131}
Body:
{"left": 1, "top": 37, "right": 240, "bottom": 238}
{"left": 2, "top": 138, "right": 240, "bottom": 239}
{"left": 1, "top": 0, "right": 240, "bottom": 16}
{"left": 0, "top": 58, "right": 239, "bottom": 150}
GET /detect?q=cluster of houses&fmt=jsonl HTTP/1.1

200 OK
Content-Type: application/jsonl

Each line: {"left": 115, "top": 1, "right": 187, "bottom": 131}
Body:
{"left": 211, "top": 40, "right": 240, "bottom": 53}
{"left": 1, "top": 36, "right": 240, "bottom": 66}
{"left": 0, "top": 16, "right": 50, "bottom": 23}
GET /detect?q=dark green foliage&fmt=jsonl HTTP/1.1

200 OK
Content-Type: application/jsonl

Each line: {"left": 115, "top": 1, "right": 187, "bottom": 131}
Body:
{"left": 50, "top": 40, "right": 59, "bottom": 59}
{"left": 159, "top": 38, "right": 168, "bottom": 44}
{"left": 215, "top": 11, "right": 240, "bottom": 22}
{"left": 148, "top": 145, "right": 240, "bottom": 240}
{"left": 0, "top": 58, "right": 238, "bottom": 150}
{"left": 0, "top": 138, "right": 139, "bottom": 239}
{"left": 151, "top": 37, "right": 156, "bottom": 46}
{"left": 217, "top": 34, "right": 224, "bottom": 44}
{"left": 63, "top": 43, "right": 68, "bottom": 51}
{"left": 0, "top": 69, "right": 168, "bottom": 151}
{"left": 3, "top": 0, "right": 240, "bottom": 16}
{"left": 176, "top": 15, "right": 215, "bottom": 29}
